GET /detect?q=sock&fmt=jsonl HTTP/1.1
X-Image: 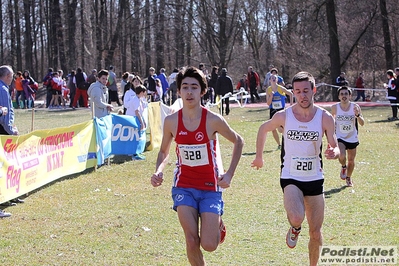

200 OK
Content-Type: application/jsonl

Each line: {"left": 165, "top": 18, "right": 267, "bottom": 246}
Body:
{"left": 342, "top": 165, "right": 347, "bottom": 169}
{"left": 293, "top": 226, "right": 301, "bottom": 232}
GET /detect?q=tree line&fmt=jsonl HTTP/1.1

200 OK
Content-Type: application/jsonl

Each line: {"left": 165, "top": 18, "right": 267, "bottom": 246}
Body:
{"left": 1, "top": 0, "right": 398, "bottom": 100}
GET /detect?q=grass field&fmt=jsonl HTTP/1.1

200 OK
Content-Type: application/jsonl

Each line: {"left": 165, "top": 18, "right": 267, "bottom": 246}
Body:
{"left": 1, "top": 105, "right": 398, "bottom": 265}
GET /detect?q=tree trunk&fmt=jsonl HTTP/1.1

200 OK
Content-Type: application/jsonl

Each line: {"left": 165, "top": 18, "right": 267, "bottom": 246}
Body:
{"left": 144, "top": 0, "right": 152, "bottom": 71}
{"left": 120, "top": 0, "right": 129, "bottom": 72}
{"left": 95, "top": 0, "right": 104, "bottom": 68}
{"left": 185, "top": 0, "right": 193, "bottom": 66}
{"left": 23, "top": 0, "right": 34, "bottom": 74}
{"left": 379, "top": 0, "right": 393, "bottom": 70}
{"left": 156, "top": 0, "right": 165, "bottom": 70}
{"left": 326, "top": 0, "right": 340, "bottom": 101}
{"left": 131, "top": 0, "right": 141, "bottom": 73}
{"left": 105, "top": 0, "right": 125, "bottom": 68}
{"left": 175, "top": 0, "right": 184, "bottom": 67}
{"left": 14, "top": 0, "right": 23, "bottom": 70}
{"left": 66, "top": 0, "right": 78, "bottom": 72}
{"left": 80, "top": 1, "right": 86, "bottom": 68}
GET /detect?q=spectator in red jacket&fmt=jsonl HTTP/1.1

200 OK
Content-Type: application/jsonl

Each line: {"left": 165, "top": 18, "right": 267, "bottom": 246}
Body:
{"left": 354, "top": 72, "right": 365, "bottom": 101}
{"left": 246, "top": 66, "right": 260, "bottom": 103}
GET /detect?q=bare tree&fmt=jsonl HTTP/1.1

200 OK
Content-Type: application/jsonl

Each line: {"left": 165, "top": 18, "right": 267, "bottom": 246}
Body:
{"left": 66, "top": 0, "right": 78, "bottom": 72}
{"left": 380, "top": 0, "right": 393, "bottom": 69}
{"left": 195, "top": 0, "right": 242, "bottom": 67}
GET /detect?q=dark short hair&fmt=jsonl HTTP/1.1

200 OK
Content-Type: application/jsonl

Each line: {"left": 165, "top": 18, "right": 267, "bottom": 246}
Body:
{"left": 270, "top": 68, "right": 278, "bottom": 74}
{"left": 176, "top": 66, "right": 208, "bottom": 94}
{"left": 97, "top": 69, "right": 109, "bottom": 78}
{"left": 337, "top": 86, "right": 352, "bottom": 95}
{"left": 291, "top": 71, "right": 315, "bottom": 90}
{"left": 387, "top": 70, "right": 394, "bottom": 77}
{"left": 135, "top": 84, "right": 147, "bottom": 94}
{"left": 122, "top": 72, "right": 129, "bottom": 79}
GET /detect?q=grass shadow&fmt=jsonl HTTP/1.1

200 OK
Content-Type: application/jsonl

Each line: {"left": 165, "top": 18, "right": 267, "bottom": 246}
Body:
{"left": 324, "top": 186, "right": 347, "bottom": 198}
{"left": 370, "top": 119, "right": 396, "bottom": 124}
{"left": 111, "top": 155, "right": 134, "bottom": 164}
{"left": 243, "top": 150, "right": 278, "bottom": 156}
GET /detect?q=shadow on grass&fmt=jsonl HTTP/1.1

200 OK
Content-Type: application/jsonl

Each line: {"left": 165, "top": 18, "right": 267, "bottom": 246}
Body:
{"left": 324, "top": 186, "right": 347, "bottom": 198}
{"left": 111, "top": 155, "right": 134, "bottom": 164}
{"left": 243, "top": 150, "right": 277, "bottom": 156}
{"left": 370, "top": 119, "right": 396, "bottom": 124}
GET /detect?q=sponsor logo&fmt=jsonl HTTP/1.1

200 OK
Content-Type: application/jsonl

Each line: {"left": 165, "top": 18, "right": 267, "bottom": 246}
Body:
{"left": 195, "top": 132, "right": 204, "bottom": 142}
{"left": 336, "top": 115, "right": 355, "bottom": 121}
{"left": 175, "top": 194, "right": 184, "bottom": 202}
{"left": 286, "top": 130, "right": 319, "bottom": 141}
{"left": 179, "top": 131, "right": 188, "bottom": 136}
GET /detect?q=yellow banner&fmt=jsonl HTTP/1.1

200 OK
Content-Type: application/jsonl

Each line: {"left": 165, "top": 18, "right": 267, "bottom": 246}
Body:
{"left": 147, "top": 102, "right": 162, "bottom": 151}
{"left": 0, "top": 120, "right": 96, "bottom": 203}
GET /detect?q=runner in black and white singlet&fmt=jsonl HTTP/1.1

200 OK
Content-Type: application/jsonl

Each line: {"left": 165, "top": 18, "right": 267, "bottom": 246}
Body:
{"left": 331, "top": 86, "right": 364, "bottom": 187}
{"left": 251, "top": 71, "right": 339, "bottom": 266}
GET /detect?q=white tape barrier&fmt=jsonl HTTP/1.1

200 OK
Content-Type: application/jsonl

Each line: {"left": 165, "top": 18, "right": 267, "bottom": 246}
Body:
{"left": 316, "top": 83, "right": 399, "bottom": 105}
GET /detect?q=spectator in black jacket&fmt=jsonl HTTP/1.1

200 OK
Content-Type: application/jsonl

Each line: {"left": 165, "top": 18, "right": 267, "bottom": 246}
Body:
{"left": 215, "top": 68, "right": 234, "bottom": 115}
{"left": 207, "top": 66, "right": 219, "bottom": 103}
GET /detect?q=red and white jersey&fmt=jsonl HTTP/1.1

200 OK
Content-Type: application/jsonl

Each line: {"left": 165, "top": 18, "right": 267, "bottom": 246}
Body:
{"left": 173, "top": 107, "right": 222, "bottom": 191}
{"left": 281, "top": 106, "right": 324, "bottom": 182}
{"left": 335, "top": 102, "right": 359, "bottom": 143}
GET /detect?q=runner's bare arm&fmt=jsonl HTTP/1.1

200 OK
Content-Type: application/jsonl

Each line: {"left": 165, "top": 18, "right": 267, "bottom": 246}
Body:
{"left": 151, "top": 114, "right": 175, "bottom": 187}
{"left": 252, "top": 111, "right": 285, "bottom": 169}
{"left": 322, "top": 110, "right": 339, "bottom": 159}
{"left": 210, "top": 114, "right": 244, "bottom": 188}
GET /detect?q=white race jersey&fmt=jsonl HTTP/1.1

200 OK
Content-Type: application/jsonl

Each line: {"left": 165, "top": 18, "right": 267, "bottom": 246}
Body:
{"left": 281, "top": 107, "right": 324, "bottom": 182}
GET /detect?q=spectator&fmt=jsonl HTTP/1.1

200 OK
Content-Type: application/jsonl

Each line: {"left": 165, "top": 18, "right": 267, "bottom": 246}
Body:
{"left": 87, "top": 69, "right": 114, "bottom": 118}
{"left": 43, "top": 68, "right": 53, "bottom": 108}
{"left": 336, "top": 72, "right": 349, "bottom": 86}
{"left": 247, "top": 66, "right": 260, "bottom": 103}
{"left": 14, "top": 71, "right": 25, "bottom": 108}
{"left": 354, "top": 72, "right": 365, "bottom": 101}
{"left": 120, "top": 72, "right": 129, "bottom": 104}
{"left": 236, "top": 74, "right": 247, "bottom": 91}
{"left": 107, "top": 66, "right": 122, "bottom": 106}
{"left": 125, "top": 84, "right": 147, "bottom": 160}
{"left": 48, "top": 72, "right": 63, "bottom": 109}
{"left": 87, "top": 69, "right": 97, "bottom": 84}
{"left": 122, "top": 73, "right": 135, "bottom": 114}
{"left": 385, "top": 69, "right": 398, "bottom": 121}
{"left": 215, "top": 68, "right": 234, "bottom": 115}
{"left": 71, "top": 67, "right": 88, "bottom": 109}
{"left": 168, "top": 79, "right": 178, "bottom": 105}
{"left": 168, "top": 68, "right": 179, "bottom": 105}
{"left": 155, "top": 78, "right": 163, "bottom": 102}
{"left": 157, "top": 68, "right": 169, "bottom": 104}
{"left": 22, "top": 70, "right": 37, "bottom": 108}
{"left": 207, "top": 66, "right": 219, "bottom": 104}
{"left": 67, "top": 70, "right": 76, "bottom": 108}
{"left": 263, "top": 64, "right": 275, "bottom": 89}
{"left": 147, "top": 67, "right": 157, "bottom": 101}
{"left": 168, "top": 68, "right": 179, "bottom": 86}
{"left": 0, "top": 65, "right": 23, "bottom": 214}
